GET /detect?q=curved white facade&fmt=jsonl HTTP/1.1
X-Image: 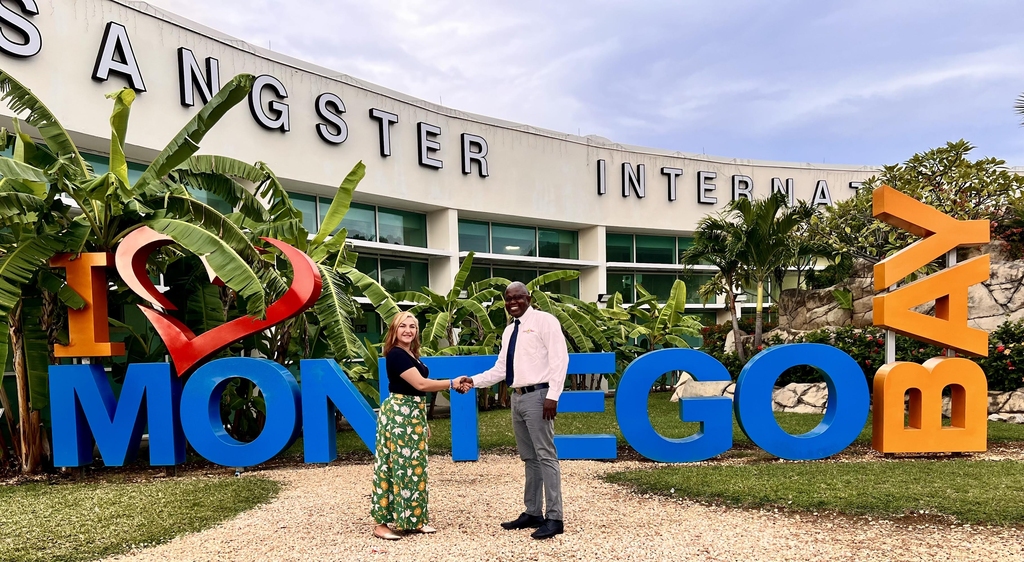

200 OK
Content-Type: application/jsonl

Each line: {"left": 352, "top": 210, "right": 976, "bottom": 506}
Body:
{"left": 0, "top": 0, "right": 876, "bottom": 304}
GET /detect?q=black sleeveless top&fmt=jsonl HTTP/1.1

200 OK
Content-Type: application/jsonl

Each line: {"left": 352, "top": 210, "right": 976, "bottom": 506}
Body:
{"left": 385, "top": 347, "right": 429, "bottom": 397}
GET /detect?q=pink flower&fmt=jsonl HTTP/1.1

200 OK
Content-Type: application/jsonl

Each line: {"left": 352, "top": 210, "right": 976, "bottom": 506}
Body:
{"left": 865, "top": 360, "right": 872, "bottom": 366}
{"left": 997, "top": 345, "right": 1006, "bottom": 353}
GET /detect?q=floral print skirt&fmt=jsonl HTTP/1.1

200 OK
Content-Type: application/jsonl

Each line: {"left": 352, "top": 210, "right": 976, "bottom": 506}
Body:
{"left": 371, "top": 393, "right": 429, "bottom": 530}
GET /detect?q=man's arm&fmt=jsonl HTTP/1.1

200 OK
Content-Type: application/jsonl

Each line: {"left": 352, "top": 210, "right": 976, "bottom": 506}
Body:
{"left": 542, "top": 313, "right": 570, "bottom": 402}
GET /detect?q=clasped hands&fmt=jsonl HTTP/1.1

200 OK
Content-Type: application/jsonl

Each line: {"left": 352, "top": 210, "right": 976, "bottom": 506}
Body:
{"left": 451, "top": 376, "right": 474, "bottom": 393}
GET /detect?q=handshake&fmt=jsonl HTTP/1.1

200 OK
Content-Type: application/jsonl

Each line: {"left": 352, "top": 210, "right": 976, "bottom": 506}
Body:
{"left": 450, "top": 376, "right": 474, "bottom": 394}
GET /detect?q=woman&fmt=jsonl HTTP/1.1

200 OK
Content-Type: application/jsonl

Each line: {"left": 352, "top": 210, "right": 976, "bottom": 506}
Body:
{"left": 371, "top": 311, "right": 459, "bottom": 540}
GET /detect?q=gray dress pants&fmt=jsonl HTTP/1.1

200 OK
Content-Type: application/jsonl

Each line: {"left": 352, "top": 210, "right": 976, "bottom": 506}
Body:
{"left": 511, "top": 389, "right": 563, "bottom": 521}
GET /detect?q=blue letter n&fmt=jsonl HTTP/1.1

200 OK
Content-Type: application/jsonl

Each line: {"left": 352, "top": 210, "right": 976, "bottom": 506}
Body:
{"left": 50, "top": 363, "right": 184, "bottom": 467}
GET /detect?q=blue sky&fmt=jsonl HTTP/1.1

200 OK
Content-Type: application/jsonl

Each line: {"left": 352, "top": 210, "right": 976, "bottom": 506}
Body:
{"left": 148, "top": 0, "right": 1024, "bottom": 166}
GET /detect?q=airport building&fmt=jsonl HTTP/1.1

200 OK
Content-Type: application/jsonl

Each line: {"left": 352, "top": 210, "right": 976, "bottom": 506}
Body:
{"left": 0, "top": 0, "right": 877, "bottom": 339}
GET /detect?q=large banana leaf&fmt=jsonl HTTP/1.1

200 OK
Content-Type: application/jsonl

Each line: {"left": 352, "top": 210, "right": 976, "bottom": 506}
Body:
{"left": 135, "top": 74, "right": 255, "bottom": 191}
{"left": 105, "top": 88, "right": 135, "bottom": 188}
{"left": 180, "top": 154, "right": 268, "bottom": 183}
{"left": 0, "top": 71, "right": 87, "bottom": 176}
{"left": 654, "top": 280, "right": 688, "bottom": 335}
{"left": 453, "top": 299, "right": 495, "bottom": 331}
{"left": 145, "top": 218, "right": 266, "bottom": 317}
{"left": 447, "top": 251, "right": 475, "bottom": 301}
{"left": 315, "top": 265, "right": 362, "bottom": 361}
{"left": 526, "top": 269, "right": 580, "bottom": 292}
{"left": 159, "top": 195, "right": 262, "bottom": 264}
{"left": 185, "top": 283, "right": 226, "bottom": 334}
{"left": 0, "top": 192, "right": 46, "bottom": 225}
{"left": 311, "top": 161, "right": 365, "bottom": 247}
{"left": 36, "top": 270, "right": 85, "bottom": 310}
{"left": 422, "top": 310, "right": 451, "bottom": 348}
{"left": 172, "top": 170, "right": 269, "bottom": 223}
{"left": 0, "top": 157, "right": 51, "bottom": 184}
{"left": 256, "top": 163, "right": 304, "bottom": 225}
{"left": 338, "top": 264, "right": 400, "bottom": 325}
{"left": 21, "top": 298, "right": 49, "bottom": 411}
{"left": 0, "top": 232, "right": 64, "bottom": 319}
{"left": 531, "top": 291, "right": 591, "bottom": 352}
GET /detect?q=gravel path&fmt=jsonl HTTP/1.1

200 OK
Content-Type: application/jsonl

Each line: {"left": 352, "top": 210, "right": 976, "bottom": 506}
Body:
{"left": 108, "top": 454, "right": 1024, "bottom": 562}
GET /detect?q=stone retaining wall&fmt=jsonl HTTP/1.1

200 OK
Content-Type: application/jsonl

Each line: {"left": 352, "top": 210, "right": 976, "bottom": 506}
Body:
{"left": 777, "top": 243, "right": 1024, "bottom": 332}
{"left": 670, "top": 378, "right": 1024, "bottom": 423}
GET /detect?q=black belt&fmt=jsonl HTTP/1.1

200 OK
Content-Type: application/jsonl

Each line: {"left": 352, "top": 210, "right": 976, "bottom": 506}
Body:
{"left": 512, "top": 383, "right": 549, "bottom": 395}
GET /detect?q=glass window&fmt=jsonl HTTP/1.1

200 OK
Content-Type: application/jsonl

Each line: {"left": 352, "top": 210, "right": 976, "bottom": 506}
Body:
{"left": 492, "top": 267, "right": 537, "bottom": 285}
{"left": 378, "top": 207, "right": 427, "bottom": 247}
{"left": 188, "top": 188, "right": 234, "bottom": 215}
{"left": 341, "top": 203, "right": 377, "bottom": 242}
{"left": 635, "top": 235, "right": 675, "bottom": 264}
{"left": 606, "top": 273, "right": 634, "bottom": 304}
{"left": 380, "top": 259, "right": 429, "bottom": 293}
{"left": 606, "top": 233, "right": 633, "bottom": 262}
{"left": 459, "top": 220, "right": 490, "bottom": 253}
{"left": 352, "top": 308, "right": 383, "bottom": 345}
{"left": 539, "top": 270, "right": 580, "bottom": 298}
{"left": 465, "top": 265, "right": 492, "bottom": 286}
{"left": 355, "top": 256, "right": 379, "bottom": 281}
{"left": 289, "top": 193, "right": 318, "bottom": 233}
{"left": 635, "top": 273, "right": 675, "bottom": 302}
{"left": 538, "top": 228, "right": 578, "bottom": 259}
{"left": 683, "top": 273, "right": 718, "bottom": 304}
{"left": 491, "top": 224, "right": 535, "bottom": 256}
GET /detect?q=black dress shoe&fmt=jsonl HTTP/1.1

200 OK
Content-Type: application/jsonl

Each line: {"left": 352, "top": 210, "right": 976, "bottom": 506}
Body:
{"left": 500, "top": 512, "right": 545, "bottom": 530}
{"left": 530, "top": 519, "right": 564, "bottom": 539}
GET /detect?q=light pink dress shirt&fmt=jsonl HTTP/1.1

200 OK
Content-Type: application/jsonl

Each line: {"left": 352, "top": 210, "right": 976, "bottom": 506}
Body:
{"left": 470, "top": 306, "right": 570, "bottom": 401}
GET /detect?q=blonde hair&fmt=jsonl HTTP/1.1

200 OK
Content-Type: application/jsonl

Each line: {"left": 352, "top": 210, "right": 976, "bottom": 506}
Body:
{"left": 383, "top": 311, "right": 421, "bottom": 357}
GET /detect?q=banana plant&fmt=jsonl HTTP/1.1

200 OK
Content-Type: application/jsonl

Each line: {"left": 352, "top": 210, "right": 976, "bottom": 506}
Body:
{"left": 0, "top": 70, "right": 272, "bottom": 472}
{"left": 393, "top": 251, "right": 496, "bottom": 355}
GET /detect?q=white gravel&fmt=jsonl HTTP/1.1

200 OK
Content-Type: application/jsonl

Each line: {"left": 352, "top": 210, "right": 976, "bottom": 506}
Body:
{"left": 107, "top": 454, "right": 1024, "bottom": 562}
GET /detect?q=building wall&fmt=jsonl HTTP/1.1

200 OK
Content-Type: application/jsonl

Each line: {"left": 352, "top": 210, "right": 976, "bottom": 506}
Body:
{"left": 0, "top": 0, "right": 877, "bottom": 306}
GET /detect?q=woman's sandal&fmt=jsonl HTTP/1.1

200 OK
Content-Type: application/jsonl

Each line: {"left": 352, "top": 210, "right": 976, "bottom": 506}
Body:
{"left": 373, "top": 524, "right": 402, "bottom": 540}
{"left": 412, "top": 525, "right": 437, "bottom": 534}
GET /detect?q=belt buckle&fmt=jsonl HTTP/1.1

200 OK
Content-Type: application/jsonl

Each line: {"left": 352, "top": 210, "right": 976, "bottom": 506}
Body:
{"left": 514, "top": 386, "right": 525, "bottom": 395}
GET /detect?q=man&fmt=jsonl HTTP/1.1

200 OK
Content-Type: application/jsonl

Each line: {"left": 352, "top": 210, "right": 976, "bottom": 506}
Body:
{"left": 455, "top": 281, "right": 569, "bottom": 540}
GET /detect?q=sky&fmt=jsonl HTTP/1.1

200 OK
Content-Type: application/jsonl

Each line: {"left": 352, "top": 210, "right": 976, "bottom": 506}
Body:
{"left": 145, "top": 0, "right": 1024, "bottom": 167}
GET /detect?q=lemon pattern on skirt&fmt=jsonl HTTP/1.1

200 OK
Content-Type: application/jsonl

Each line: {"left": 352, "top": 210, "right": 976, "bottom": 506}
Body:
{"left": 371, "top": 394, "right": 429, "bottom": 530}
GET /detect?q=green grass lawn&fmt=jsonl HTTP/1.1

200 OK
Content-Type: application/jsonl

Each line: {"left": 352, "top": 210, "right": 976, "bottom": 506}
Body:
{"left": 0, "top": 477, "right": 279, "bottom": 562}
{"left": 286, "top": 393, "right": 1024, "bottom": 457}
{"left": 605, "top": 459, "right": 1024, "bottom": 525}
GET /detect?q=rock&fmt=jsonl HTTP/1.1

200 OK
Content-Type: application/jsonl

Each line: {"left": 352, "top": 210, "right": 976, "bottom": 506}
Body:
{"left": 1008, "top": 414, "right": 1024, "bottom": 424}
{"left": 941, "top": 395, "right": 951, "bottom": 418}
{"left": 989, "top": 391, "right": 1012, "bottom": 414}
{"left": 672, "top": 381, "right": 732, "bottom": 401}
{"left": 1002, "top": 390, "right": 1024, "bottom": 413}
{"left": 989, "top": 413, "right": 1008, "bottom": 422}
{"left": 773, "top": 387, "right": 799, "bottom": 408}
{"left": 800, "top": 383, "right": 829, "bottom": 408}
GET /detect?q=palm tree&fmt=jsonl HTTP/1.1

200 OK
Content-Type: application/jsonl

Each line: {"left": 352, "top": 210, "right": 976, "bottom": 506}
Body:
{"left": 681, "top": 214, "right": 746, "bottom": 361}
{"left": 729, "top": 191, "right": 816, "bottom": 348}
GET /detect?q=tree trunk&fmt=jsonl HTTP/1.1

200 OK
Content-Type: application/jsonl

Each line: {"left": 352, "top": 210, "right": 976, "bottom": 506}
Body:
{"left": 754, "top": 281, "right": 765, "bottom": 349}
{"left": 724, "top": 275, "right": 745, "bottom": 362}
{"left": 10, "top": 301, "right": 41, "bottom": 474}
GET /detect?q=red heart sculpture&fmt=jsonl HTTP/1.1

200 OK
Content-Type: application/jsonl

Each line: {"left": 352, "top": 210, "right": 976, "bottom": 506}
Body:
{"left": 114, "top": 226, "right": 322, "bottom": 376}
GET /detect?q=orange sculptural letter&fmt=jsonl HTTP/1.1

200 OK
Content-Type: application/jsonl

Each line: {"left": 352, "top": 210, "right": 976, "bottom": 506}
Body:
{"left": 872, "top": 185, "right": 990, "bottom": 356}
{"left": 872, "top": 357, "right": 987, "bottom": 453}
{"left": 50, "top": 253, "right": 126, "bottom": 357}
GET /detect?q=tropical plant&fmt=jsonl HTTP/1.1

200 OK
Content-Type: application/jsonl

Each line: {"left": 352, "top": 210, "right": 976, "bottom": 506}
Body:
{"left": 809, "top": 140, "right": 1024, "bottom": 266}
{"left": 0, "top": 70, "right": 286, "bottom": 472}
{"left": 681, "top": 213, "right": 746, "bottom": 361}
{"left": 728, "top": 191, "right": 817, "bottom": 348}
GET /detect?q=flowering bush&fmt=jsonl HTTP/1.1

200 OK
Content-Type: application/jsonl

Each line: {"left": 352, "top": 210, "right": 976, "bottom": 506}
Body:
{"left": 977, "top": 319, "right": 1024, "bottom": 392}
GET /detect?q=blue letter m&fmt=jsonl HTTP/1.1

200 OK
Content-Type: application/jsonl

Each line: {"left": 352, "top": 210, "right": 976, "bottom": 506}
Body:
{"left": 50, "top": 363, "right": 184, "bottom": 467}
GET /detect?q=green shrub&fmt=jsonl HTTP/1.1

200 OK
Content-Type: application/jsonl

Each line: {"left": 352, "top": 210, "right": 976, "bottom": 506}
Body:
{"left": 977, "top": 319, "right": 1024, "bottom": 392}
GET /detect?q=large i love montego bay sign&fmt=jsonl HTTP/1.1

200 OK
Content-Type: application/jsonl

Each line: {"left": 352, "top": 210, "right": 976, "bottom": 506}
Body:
{"left": 50, "top": 186, "right": 990, "bottom": 467}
